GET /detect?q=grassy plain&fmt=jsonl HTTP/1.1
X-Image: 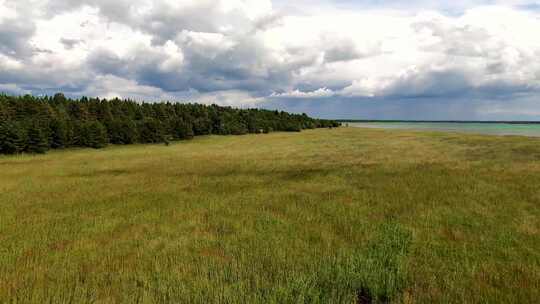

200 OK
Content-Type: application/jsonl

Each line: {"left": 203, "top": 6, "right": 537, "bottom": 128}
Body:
{"left": 1, "top": 127, "right": 539, "bottom": 303}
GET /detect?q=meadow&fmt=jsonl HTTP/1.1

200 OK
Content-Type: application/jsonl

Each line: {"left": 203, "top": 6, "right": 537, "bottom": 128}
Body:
{"left": 1, "top": 127, "right": 539, "bottom": 303}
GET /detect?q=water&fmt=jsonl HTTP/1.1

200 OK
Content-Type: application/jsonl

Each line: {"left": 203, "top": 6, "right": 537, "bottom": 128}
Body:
{"left": 350, "top": 122, "right": 540, "bottom": 137}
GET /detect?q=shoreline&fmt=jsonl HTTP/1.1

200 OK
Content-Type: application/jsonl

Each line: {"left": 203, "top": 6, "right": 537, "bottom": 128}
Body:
{"left": 347, "top": 122, "right": 540, "bottom": 138}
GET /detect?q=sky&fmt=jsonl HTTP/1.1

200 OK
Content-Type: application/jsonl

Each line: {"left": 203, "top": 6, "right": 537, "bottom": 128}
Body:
{"left": 1, "top": 0, "right": 540, "bottom": 120}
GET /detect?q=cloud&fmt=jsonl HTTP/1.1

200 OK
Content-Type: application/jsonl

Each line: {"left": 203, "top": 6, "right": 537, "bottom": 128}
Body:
{"left": 1, "top": 0, "right": 540, "bottom": 119}
{"left": 323, "top": 40, "right": 364, "bottom": 63}
{"left": 0, "top": 83, "right": 31, "bottom": 95}
{"left": 270, "top": 88, "right": 335, "bottom": 98}
{"left": 60, "top": 38, "right": 83, "bottom": 49}
{"left": 0, "top": 18, "right": 36, "bottom": 58}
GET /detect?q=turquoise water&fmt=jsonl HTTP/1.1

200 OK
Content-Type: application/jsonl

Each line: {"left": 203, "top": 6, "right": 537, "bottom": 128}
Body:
{"left": 350, "top": 122, "right": 540, "bottom": 137}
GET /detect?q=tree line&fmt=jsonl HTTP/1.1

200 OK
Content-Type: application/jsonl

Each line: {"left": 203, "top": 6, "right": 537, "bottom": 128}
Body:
{"left": 0, "top": 93, "right": 340, "bottom": 154}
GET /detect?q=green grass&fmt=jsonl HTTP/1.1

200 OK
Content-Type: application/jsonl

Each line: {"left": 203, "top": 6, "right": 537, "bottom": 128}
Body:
{"left": 1, "top": 127, "right": 539, "bottom": 303}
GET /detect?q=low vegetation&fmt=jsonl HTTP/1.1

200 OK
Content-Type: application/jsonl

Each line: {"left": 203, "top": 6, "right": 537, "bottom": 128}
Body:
{"left": 1, "top": 128, "right": 539, "bottom": 303}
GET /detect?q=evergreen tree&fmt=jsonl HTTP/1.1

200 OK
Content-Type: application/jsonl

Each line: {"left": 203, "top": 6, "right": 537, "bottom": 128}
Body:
{"left": 0, "top": 93, "right": 339, "bottom": 155}
{"left": 228, "top": 120, "right": 248, "bottom": 135}
{"left": 49, "top": 118, "right": 67, "bottom": 149}
{"left": 108, "top": 119, "right": 138, "bottom": 144}
{"left": 171, "top": 117, "right": 194, "bottom": 140}
{"left": 0, "top": 122, "right": 26, "bottom": 154}
{"left": 284, "top": 123, "right": 301, "bottom": 132}
{"left": 81, "top": 121, "right": 108, "bottom": 149}
{"left": 193, "top": 117, "right": 212, "bottom": 135}
{"left": 138, "top": 119, "right": 163, "bottom": 143}
{"left": 26, "top": 123, "right": 49, "bottom": 154}
{"left": 53, "top": 93, "right": 67, "bottom": 104}
{"left": 70, "top": 121, "right": 83, "bottom": 147}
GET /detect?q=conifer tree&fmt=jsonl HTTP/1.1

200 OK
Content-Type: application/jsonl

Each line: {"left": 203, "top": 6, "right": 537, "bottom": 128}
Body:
{"left": 0, "top": 122, "right": 26, "bottom": 154}
{"left": 171, "top": 117, "right": 194, "bottom": 140}
{"left": 26, "top": 123, "right": 49, "bottom": 154}
{"left": 81, "top": 121, "right": 108, "bottom": 149}
{"left": 138, "top": 119, "right": 163, "bottom": 143}
{"left": 0, "top": 93, "right": 339, "bottom": 155}
{"left": 109, "top": 119, "right": 138, "bottom": 144}
{"left": 49, "top": 118, "right": 67, "bottom": 149}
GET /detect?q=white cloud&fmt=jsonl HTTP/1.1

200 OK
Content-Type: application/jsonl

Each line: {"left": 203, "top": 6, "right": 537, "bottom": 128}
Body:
{"left": 0, "top": 0, "right": 18, "bottom": 22}
{"left": 270, "top": 88, "right": 335, "bottom": 98}
{"left": 188, "top": 89, "right": 266, "bottom": 107}
{"left": 81, "top": 75, "right": 167, "bottom": 100}
{"left": 1, "top": 0, "right": 540, "bottom": 118}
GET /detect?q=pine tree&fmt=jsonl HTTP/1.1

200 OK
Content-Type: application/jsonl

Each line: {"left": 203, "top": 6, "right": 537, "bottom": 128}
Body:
{"left": 0, "top": 122, "right": 26, "bottom": 154}
{"left": 82, "top": 121, "right": 108, "bottom": 149}
{"left": 70, "top": 121, "right": 83, "bottom": 147}
{"left": 49, "top": 118, "right": 67, "bottom": 149}
{"left": 53, "top": 93, "right": 67, "bottom": 104}
{"left": 171, "top": 117, "right": 194, "bottom": 140}
{"left": 0, "top": 93, "right": 339, "bottom": 155}
{"left": 26, "top": 123, "right": 49, "bottom": 154}
{"left": 108, "top": 119, "right": 138, "bottom": 144}
{"left": 138, "top": 119, "right": 163, "bottom": 143}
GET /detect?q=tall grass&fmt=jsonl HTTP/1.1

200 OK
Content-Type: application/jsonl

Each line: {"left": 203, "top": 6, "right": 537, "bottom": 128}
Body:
{"left": 1, "top": 128, "right": 539, "bottom": 303}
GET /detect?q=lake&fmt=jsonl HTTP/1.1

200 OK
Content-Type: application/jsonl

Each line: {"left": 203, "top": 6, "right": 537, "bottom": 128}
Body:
{"left": 350, "top": 122, "right": 540, "bottom": 137}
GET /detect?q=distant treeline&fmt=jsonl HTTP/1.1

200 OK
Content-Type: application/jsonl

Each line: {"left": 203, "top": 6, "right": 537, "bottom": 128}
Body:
{"left": 0, "top": 93, "right": 340, "bottom": 154}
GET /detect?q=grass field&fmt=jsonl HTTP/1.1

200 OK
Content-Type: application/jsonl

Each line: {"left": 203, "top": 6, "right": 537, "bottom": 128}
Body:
{"left": 1, "top": 127, "right": 539, "bottom": 303}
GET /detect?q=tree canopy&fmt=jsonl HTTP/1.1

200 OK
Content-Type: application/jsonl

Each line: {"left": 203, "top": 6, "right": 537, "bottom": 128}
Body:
{"left": 0, "top": 93, "right": 340, "bottom": 155}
